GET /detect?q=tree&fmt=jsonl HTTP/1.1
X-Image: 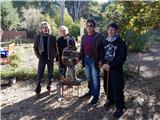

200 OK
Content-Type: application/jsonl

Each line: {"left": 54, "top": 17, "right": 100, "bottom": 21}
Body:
{"left": 68, "top": 22, "right": 80, "bottom": 38}
{"left": 102, "top": 1, "right": 160, "bottom": 36}
{"left": 65, "top": 1, "right": 94, "bottom": 21}
{"left": 54, "top": 9, "right": 73, "bottom": 28}
{"left": 1, "top": 0, "right": 20, "bottom": 31}
{"left": 12, "top": 1, "right": 60, "bottom": 18}
{"left": 20, "top": 7, "right": 43, "bottom": 37}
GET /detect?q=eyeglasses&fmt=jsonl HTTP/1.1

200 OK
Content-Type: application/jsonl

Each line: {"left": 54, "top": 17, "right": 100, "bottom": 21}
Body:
{"left": 42, "top": 27, "right": 48, "bottom": 29}
{"left": 87, "top": 24, "right": 94, "bottom": 28}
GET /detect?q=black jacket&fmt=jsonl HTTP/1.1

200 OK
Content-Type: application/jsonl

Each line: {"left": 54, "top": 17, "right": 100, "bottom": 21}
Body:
{"left": 57, "top": 36, "right": 68, "bottom": 67}
{"left": 34, "top": 34, "right": 58, "bottom": 61}
{"left": 101, "top": 36, "right": 127, "bottom": 70}
{"left": 79, "top": 32, "right": 105, "bottom": 69}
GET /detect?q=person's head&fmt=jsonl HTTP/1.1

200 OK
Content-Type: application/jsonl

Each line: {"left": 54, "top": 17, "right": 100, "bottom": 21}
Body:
{"left": 67, "top": 37, "right": 75, "bottom": 47}
{"left": 40, "top": 21, "right": 51, "bottom": 35}
{"left": 107, "top": 23, "right": 119, "bottom": 37}
{"left": 86, "top": 19, "right": 96, "bottom": 35}
{"left": 59, "top": 26, "right": 69, "bottom": 37}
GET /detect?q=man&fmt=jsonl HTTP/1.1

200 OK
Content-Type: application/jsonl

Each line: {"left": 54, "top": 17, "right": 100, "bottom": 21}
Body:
{"left": 34, "top": 21, "right": 58, "bottom": 98}
{"left": 101, "top": 23, "right": 127, "bottom": 118}
{"left": 79, "top": 19, "right": 104, "bottom": 105}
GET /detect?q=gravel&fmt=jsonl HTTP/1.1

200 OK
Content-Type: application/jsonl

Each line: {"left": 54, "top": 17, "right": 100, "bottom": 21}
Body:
{"left": 1, "top": 44, "right": 160, "bottom": 120}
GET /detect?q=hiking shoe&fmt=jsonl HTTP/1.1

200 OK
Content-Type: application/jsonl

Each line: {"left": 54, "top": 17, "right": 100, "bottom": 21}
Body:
{"left": 90, "top": 97, "right": 99, "bottom": 105}
{"left": 113, "top": 108, "right": 124, "bottom": 118}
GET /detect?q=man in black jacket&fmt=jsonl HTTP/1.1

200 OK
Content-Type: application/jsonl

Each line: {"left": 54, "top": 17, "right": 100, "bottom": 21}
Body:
{"left": 34, "top": 21, "right": 58, "bottom": 98}
{"left": 101, "top": 23, "right": 127, "bottom": 118}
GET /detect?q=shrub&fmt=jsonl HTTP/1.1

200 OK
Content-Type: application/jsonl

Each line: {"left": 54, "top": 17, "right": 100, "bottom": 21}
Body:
{"left": 54, "top": 9, "right": 73, "bottom": 28}
{"left": 69, "top": 22, "right": 80, "bottom": 39}
{"left": 125, "top": 30, "right": 154, "bottom": 52}
{"left": 76, "top": 66, "right": 86, "bottom": 79}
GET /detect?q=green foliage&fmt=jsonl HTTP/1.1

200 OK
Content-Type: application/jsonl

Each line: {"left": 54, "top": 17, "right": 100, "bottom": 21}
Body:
{"left": 41, "top": 14, "right": 58, "bottom": 36}
{"left": 54, "top": 9, "right": 73, "bottom": 27}
{"left": 8, "top": 53, "right": 20, "bottom": 62}
{"left": 53, "top": 69, "right": 61, "bottom": 80}
{"left": 1, "top": 0, "right": 20, "bottom": 30}
{"left": 8, "top": 52, "right": 20, "bottom": 68}
{"left": 125, "top": 29, "right": 160, "bottom": 52}
{"left": 76, "top": 66, "right": 86, "bottom": 79}
{"left": 1, "top": 67, "right": 61, "bottom": 80}
{"left": 12, "top": 1, "right": 60, "bottom": 21}
{"left": 1, "top": 67, "right": 15, "bottom": 79}
{"left": 68, "top": 22, "right": 80, "bottom": 38}
{"left": 20, "top": 7, "right": 43, "bottom": 37}
{"left": 1, "top": 67, "right": 36, "bottom": 80}
{"left": 14, "top": 68, "right": 37, "bottom": 80}
{"left": 101, "top": 1, "right": 160, "bottom": 52}
{"left": 65, "top": 1, "right": 90, "bottom": 21}
{"left": 125, "top": 30, "right": 147, "bottom": 52}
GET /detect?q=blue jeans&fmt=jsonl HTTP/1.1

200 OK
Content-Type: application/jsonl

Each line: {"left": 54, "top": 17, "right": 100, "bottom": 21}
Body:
{"left": 35, "top": 59, "right": 53, "bottom": 94}
{"left": 84, "top": 56, "right": 100, "bottom": 98}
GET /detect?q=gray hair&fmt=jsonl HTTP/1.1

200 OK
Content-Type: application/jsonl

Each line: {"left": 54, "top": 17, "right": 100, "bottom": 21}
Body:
{"left": 40, "top": 21, "right": 51, "bottom": 34}
{"left": 59, "top": 25, "right": 69, "bottom": 35}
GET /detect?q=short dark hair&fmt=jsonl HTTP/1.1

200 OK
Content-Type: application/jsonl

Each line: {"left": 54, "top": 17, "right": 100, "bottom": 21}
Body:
{"left": 86, "top": 19, "right": 96, "bottom": 27}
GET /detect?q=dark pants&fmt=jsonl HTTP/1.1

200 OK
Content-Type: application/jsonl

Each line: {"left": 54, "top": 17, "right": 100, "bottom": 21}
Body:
{"left": 103, "top": 68, "right": 125, "bottom": 109}
{"left": 35, "top": 59, "right": 54, "bottom": 94}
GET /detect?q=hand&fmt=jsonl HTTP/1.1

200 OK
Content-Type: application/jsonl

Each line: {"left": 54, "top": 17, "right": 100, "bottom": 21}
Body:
{"left": 102, "top": 64, "right": 110, "bottom": 71}
{"left": 98, "top": 61, "right": 103, "bottom": 68}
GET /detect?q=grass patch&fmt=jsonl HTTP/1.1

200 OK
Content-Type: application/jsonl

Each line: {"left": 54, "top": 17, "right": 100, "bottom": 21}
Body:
{"left": 1, "top": 67, "right": 61, "bottom": 80}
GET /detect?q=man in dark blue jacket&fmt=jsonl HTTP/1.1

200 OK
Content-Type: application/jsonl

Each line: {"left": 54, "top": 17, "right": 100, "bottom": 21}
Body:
{"left": 101, "top": 23, "right": 127, "bottom": 118}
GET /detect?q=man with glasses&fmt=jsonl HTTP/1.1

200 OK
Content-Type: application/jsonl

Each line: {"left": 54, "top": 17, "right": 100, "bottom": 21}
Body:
{"left": 34, "top": 21, "right": 58, "bottom": 98}
{"left": 79, "top": 19, "right": 105, "bottom": 105}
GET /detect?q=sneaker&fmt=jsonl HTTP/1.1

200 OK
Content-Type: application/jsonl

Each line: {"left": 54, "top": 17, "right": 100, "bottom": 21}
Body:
{"left": 113, "top": 108, "right": 124, "bottom": 118}
{"left": 73, "top": 77, "right": 82, "bottom": 82}
{"left": 57, "top": 96, "right": 64, "bottom": 102}
{"left": 104, "top": 101, "right": 115, "bottom": 110}
{"left": 90, "top": 97, "right": 99, "bottom": 105}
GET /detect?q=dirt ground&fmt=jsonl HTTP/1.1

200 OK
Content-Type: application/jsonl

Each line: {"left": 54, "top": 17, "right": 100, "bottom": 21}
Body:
{"left": 1, "top": 43, "right": 160, "bottom": 120}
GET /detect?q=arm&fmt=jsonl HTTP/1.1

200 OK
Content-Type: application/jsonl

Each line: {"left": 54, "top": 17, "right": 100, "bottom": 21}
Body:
{"left": 33, "top": 35, "right": 40, "bottom": 58}
{"left": 53, "top": 36, "right": 58, "bottom": 59}
{"left": 78, "top": 35, "right": 84, "bottom": 60}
